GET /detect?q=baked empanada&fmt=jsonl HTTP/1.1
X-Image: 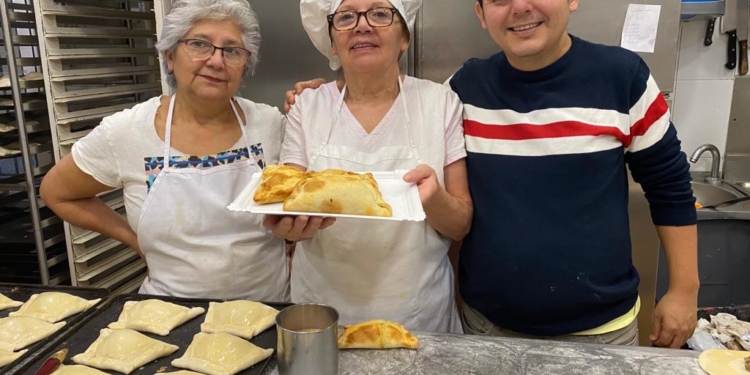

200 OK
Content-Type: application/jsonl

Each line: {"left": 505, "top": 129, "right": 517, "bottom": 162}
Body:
{"left": 200, "top": 300, "right": 278, "bottom": 339}
{"left": 283, "top": 171, "right": 392, "bottom": 217}
{"left": 71, "top": 329, "right": 178, "bottom": 374}
{"left": 108, "top": 299, "right": 205, "bottom": 336}
{"left": 9, "top": 292, "right": 100, "bottom": 323}
{"left": 0, "top": 316, "right": 66, "bottom": 351}
{"left": 337, "top": 319, "right": 419, "bottom": 350}
{"left": 253, "top": 164, "right": 307, "bottom": 204}
{"left": 171, "top": 332, "right": 273, "bottom": 375}
{"left": 0, "top": 293, "right": 22, "bottom": 311}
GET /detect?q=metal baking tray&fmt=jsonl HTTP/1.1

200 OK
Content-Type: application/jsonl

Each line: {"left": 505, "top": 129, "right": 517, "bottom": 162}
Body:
{"left": 0, "top": 283, "right": 109, "bottom": 372}
{"left": 10, "top": 293, "right": 291, "bottom": 375}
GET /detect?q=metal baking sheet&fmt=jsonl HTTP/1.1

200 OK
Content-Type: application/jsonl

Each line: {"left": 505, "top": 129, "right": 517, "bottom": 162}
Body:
{"left": 0, "top": 283, "right": 109, "bottom": 372}
{"left": 12, "top": 293, "right": 291, "bottom": 375}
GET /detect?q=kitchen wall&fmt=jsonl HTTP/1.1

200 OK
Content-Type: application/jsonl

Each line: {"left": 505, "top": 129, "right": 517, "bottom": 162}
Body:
{"left": 672, "top": 19, "right": 737, "bottom": 173}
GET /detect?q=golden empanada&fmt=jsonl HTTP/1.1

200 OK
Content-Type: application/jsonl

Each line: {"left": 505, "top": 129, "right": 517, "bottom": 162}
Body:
{"left": 253, "top": 164, "right": 307, "bottom": 204}
{"left": 283, "top": 171, "right": 392, "bottom": 217}
{"left": 337, "top": 319, "right": 419, "bottom": 349}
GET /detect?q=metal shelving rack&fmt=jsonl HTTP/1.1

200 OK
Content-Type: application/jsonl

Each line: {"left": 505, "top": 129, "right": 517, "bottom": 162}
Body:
{"left": 32, "top": 0, "right": 161, "bottom": 294}
{"left": 0, "top": 0, "right": 67, "bottom": 285}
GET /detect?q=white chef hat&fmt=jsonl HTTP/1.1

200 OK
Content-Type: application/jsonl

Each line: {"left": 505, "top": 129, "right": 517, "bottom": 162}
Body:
{"left": 300, "top": 0, "right": 422, "bottom": 70}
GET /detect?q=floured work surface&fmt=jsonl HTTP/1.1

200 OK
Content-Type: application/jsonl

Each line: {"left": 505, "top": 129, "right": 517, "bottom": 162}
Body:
{"left": 13, "top": 293, "right": 290, "bottom": 375}
{"left": 0, "top": 284, "right": 109, "bottom": 372}
{"left": 265, "top": 332, "right": 706, "bottom": 375}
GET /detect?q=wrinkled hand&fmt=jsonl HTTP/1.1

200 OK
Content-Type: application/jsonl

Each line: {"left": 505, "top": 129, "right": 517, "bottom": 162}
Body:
{"left": 263, "top": 215, "right": 336, "bottom": 242}
{"left": 650, "top": 290, "right": 698, "bottom": 348}
{"left": 283, "top": 78, "right": 327, "bottom": 113}
{"left": 403, "top": 164, "right": 441, "bottom": 206}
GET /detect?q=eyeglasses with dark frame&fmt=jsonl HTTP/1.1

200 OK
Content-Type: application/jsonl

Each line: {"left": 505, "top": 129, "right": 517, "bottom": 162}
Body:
{"left": 327, "top": 7, "right": 399, "bottom": 31}
{"left": 177, "top": 39, "right": 252, "bottom": 66}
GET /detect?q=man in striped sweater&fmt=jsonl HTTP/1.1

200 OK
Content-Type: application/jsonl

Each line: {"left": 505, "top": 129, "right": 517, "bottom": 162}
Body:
{"left": 452, "top": 0, "right": 698, "bottom": 348}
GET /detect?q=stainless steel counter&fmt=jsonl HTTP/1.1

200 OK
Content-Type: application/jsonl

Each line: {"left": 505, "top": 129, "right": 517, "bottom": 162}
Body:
{"left": 263, "top": 332, "right": 705, "bottom": 375}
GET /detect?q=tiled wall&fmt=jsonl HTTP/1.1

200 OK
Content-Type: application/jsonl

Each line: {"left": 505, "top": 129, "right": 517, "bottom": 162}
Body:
{"left": 672, "top": 20, "right": 736, "bottom": 172}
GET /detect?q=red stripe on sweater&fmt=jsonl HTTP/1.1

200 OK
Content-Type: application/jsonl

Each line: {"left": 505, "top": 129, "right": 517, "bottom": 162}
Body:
{"left": 463, "top": 95, "right": 669, "bottom": 148}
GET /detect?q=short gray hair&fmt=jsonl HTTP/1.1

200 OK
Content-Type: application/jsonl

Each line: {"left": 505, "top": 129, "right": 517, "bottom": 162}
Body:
{"left": 156, "top": 0, "right": 261, "bottom": 89}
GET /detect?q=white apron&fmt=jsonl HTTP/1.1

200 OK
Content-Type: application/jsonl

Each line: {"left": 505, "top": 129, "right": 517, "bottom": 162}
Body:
{"left": 291, "top": 78, "right": 461, "bottom": 333}
{"left": 137, "top": 95, "right": 289, "bottom": 301}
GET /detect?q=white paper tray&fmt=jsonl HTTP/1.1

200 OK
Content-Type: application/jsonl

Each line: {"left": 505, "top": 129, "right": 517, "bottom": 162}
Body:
{"left": 228, "top": 170, "right": 426, "bottom": 221}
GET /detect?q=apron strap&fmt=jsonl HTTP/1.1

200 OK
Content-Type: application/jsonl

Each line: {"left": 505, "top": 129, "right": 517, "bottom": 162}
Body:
{"left": 162, "top": 95, "right": 253, "bottom": 170}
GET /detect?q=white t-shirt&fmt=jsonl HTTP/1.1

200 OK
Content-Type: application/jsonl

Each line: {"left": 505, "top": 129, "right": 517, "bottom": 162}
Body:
{"left": 72, "top": 96, "right": 285, "bottom": 232}
{"left": 281, "top": 75, "right": 466, "bottom": 183}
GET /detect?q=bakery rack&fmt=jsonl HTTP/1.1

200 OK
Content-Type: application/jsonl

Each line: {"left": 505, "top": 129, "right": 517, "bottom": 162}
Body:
{"left": 32, "top": 0, "right": 161, "bottom": 293}
{"left": 0, "top": 0, "right": 68, "bottom": 285}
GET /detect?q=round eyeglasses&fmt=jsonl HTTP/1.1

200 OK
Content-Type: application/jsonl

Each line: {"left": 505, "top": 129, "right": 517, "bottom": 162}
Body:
{"left": 177, "top": 39, "right": 252, "bottom": 67}
{"left": 327, "top": 7, "right": 399, "bottom": 31}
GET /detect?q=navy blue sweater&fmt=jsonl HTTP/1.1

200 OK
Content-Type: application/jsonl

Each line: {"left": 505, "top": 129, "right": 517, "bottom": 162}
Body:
{"left": 450, "top": 36, "right": 696, "bottom": 336}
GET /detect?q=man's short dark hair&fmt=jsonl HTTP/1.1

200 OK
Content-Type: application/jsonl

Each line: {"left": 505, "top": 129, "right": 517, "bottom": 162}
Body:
{"left": 477, "top": 0, "right": 483, "bottom": 6}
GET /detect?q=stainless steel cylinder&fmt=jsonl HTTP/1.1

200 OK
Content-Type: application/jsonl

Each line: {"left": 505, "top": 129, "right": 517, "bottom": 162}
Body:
{"left": 276, "top": 304, "right": 339, "bottom": 375}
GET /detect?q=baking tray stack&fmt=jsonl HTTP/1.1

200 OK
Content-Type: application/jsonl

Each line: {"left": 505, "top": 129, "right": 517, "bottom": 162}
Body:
{"left": 0, "top": 283, "right": 109, "bottom": 372}
{"left": 8, "top": 293, "right": 291, "bottom": 375}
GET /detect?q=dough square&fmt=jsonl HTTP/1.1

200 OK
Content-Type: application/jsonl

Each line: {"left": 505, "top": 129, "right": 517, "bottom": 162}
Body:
{"left": 0, "top": 293, "right": 22, "bottom": 311}
{"left": 71, "top": 329, "right": 179, "bottom": 374}
{"left": 0, "top": 348, "right": 27, "bottom": 367}
{"left": 51, "top": 364, "right": 109, "bottom": 375}
{"left": 0, "top": 316, "right": 66, "bottom": 351}
{"left": 108, "top": 300, "right": 205, "bottom": 336}
{"left": 10, "top": 292, "right": 100, "bottom": 323}
{"left": 200, "top": 300, "right": 278, "bottom": 340}
{"left": 171, "top": 332, "right": 273, "bottom": 375}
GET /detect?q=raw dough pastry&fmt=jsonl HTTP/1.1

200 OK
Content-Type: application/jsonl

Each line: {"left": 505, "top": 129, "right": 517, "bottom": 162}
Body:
{"left": 72, "top": 329, "right": 179, "bottom": 374}
{"left": 284, "top": 170, "right": 392, "bottom": 217}
{"left": 10, "top": 292, "right": 101, "bottom": 323}
{"left": 51, "top": 364, "right": 109, "bottom": 375}
{"left": 253, "top": 164, "right": 307, "bottom": 204}
{"left": 200, "top": 300, "right": 278, "bottom": 339}
{"left": 171, "top": 332, "right": 273, "bottom": 375}
{"left": 0, "top": 316, "right": 66, "bottom": 351}
{"left": 0, "top": 293, "right": 22, "bottom": 311}
{"left": 0, "top": 348, "right": 27, "bottom": 368}
{"left": 338, "top": 319, "right": 419, "bottom": 350}
{"left": 699, "top": 349, "right": 750, "bottom": 374}
{"left": 108, "top": 299, "right": 205, "bottom": 336}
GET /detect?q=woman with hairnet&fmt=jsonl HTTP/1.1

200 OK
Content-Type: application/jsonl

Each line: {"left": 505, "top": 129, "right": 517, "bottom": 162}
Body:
{"left": 40, "top": 0, "right": 290, "bottom": 301}
{"left": 266, "top": 0, "right": 472, "bottom": 332}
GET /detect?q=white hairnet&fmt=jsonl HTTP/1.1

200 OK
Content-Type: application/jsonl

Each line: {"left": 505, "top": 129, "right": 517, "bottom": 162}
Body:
{"left": 300, "top": 0, "right": 421, "bottom": 70}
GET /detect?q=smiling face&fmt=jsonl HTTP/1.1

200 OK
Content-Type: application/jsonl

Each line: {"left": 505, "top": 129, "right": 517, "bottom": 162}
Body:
{"left": 475, "top": 0, "right": 578, "bottom": 71}
{"left": 166, "top": 18, "right": 246, "bottom": 102}
{"left": 330, "top": 0, "right": 410, "bottom": 74}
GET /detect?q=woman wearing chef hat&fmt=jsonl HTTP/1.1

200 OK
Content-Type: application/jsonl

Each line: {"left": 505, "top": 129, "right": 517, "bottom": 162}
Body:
{"left": 266, "top": 0, "right": 473, "bottom": 332}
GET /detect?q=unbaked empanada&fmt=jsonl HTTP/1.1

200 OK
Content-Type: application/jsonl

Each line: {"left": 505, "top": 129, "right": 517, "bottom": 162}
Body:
{"left": 200, "top": 300, "right": 278, "bottom": 340}
{"left": 338, "top": 319, "right": 419, "bottom": 350}
{"left": 0, "top": 316, "right": 66, "bottom": 351}
{"left": 698, "top": 349, "right": 750, "bottom": 375}
{"left": 0, "top": 293, "right": 22, "bottom": 311}
{"left": 0, "top": 348, "right": 27, "bottom": 367}
{"left": 253, "top": 164, "right": 307, "bottom": 204}
{"left": 171, "top": 332, "right": 273, "bottom": 375}
{"left": 71, "top": 329, "right": 178, "bottom": 374}
{"left": 108, "top": 299, "right": 205, "bottom": 336}
{"left": 10, "top": 292, "right": 100, "bottom": 323}
{"left": 284, "top": 171, "right": 392, "bottom": 217}
{"left": 51, "top": 364, "right": 109, "bottom": 375}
